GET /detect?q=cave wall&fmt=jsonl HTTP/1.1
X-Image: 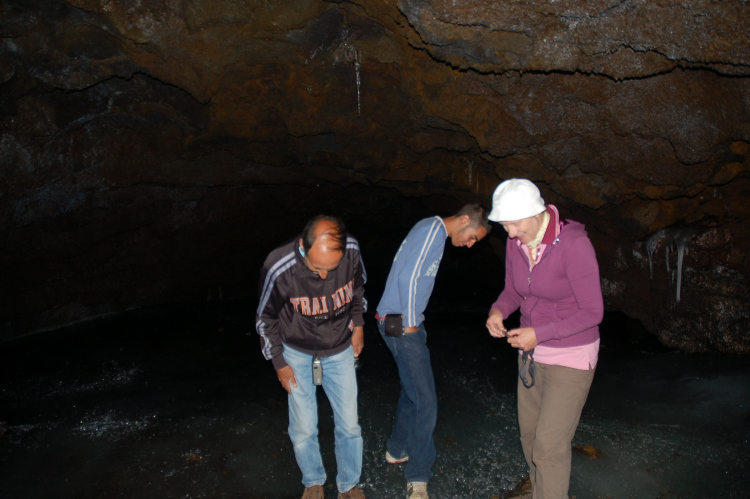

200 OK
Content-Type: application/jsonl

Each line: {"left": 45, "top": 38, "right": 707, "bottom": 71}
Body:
{"left": 1, "top": 0, "right": 749, "bottom": 352}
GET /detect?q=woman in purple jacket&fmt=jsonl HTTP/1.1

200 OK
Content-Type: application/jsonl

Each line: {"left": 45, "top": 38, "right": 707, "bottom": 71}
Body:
{"left": 486, "top": 178, "right": 603, "bottom": 499}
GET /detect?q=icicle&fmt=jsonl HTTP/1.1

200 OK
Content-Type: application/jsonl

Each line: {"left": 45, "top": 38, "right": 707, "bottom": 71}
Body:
{"left": 353, "top": 47, "right": 361, "bottom": 116}
{"left": 675, "top": 232, "right": 688, "bottom": 303}
{"left": 331, "top": 30, "right": 362, "bottom": 116}
{"left": 645, "top": 230, "right": 664, "bottom": 279}
{"left": 643, "top": 226, "right": 694, "bottom": 303}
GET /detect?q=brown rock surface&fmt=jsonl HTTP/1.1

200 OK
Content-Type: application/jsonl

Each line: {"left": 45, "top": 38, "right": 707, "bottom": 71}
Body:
{"left": 1, "top": 0, "right": 749, "bottom": 351}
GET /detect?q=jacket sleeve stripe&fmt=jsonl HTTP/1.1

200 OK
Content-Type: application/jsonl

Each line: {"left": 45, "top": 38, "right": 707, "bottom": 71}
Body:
{"left": 256, "top": 252, "right": 297, "bottom": 360}
{"left": 407, "top": 219, "right": 441, "bottom": 325}
{"left": 346, "top": 237, "right": 368, "bottom": 284}
{"left": 255, "top": 319, "right": 274, "bottom": 360}
{"left": 257, "top": 251, "right": 296, "bottom": 316}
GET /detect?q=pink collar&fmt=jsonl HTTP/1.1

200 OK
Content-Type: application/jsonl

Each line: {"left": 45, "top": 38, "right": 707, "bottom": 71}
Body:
{"left": 541, "top": 205, "right": 561, "bottom": 245}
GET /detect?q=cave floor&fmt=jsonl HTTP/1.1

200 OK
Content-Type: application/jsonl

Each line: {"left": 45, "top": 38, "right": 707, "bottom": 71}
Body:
{"left": 1, "top": 302, "right": 748, "bottom": 499}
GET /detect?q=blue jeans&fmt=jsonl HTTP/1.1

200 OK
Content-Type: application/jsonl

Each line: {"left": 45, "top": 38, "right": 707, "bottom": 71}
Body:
{"left": 378, "top": 320, "right": 437, "bottom": 483}
{"left": 282, "top": 344, "right": 363, "bottom": 493}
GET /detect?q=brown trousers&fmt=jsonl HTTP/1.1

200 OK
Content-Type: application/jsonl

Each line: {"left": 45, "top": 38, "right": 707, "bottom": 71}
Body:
{"left": 517, "top": 356, "right": 595, "bottom": 499}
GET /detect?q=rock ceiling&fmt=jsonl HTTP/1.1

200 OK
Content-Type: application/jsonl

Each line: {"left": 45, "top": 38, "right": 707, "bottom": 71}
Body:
{"left": 1, "top": 0, "right": 749, "bottom": 352}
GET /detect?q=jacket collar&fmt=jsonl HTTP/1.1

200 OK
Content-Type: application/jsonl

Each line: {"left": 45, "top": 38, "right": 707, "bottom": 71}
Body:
{"left": 541, "top": 205, "right": 561, "bottom": 245}
{"left": 295, "top": 240, "right": 318, "bottom": 278}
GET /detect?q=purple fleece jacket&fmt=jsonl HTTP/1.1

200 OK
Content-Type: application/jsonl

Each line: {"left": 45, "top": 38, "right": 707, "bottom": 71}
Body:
{"left": 490, "top": 206, "right": 603, "bottom": 348}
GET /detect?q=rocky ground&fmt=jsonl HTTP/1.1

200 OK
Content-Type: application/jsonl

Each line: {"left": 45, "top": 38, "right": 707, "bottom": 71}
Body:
{"left": 1, "top": 302, "right": 748, "bottom": 498}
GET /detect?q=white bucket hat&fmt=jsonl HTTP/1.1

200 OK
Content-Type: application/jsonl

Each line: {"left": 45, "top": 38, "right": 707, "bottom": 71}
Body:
{"left": 488, "top": 178, "right": 546, "bottom": 222}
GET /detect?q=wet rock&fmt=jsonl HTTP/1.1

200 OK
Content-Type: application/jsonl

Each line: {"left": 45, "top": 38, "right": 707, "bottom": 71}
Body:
{"left": 602, "top": 224, "right": 750, "bottom": 353}
{"left": 574, "top": 444, "right": 603, "bottom": 460}
{"left": 0, "top": 0, "right": 749, "bottom": 352}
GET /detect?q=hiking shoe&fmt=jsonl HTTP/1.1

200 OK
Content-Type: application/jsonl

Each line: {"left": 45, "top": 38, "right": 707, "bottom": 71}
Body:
{"left": 385, "top": 450, "right": 409, "bottom": 464}
{"left": 503, "top": 475, "right": 531, "bottom": 499}
{"left": 338, "top": 485, "right": 366, "bottom": 498}
{"left": 301, "top": 485, "right": 324, "bottom": 499}
{"left": 406, "top": 481, "right": 428, "bottom": 499}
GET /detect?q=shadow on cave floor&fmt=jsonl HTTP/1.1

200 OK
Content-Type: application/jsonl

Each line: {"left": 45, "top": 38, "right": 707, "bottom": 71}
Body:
{"left": 1, "top": 302, "right": 749, "bottom": 499}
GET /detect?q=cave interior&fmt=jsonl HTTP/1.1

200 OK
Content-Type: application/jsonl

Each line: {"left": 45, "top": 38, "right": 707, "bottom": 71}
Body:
{"left": 1, "top": 0, "right": 750, "bottom": 496}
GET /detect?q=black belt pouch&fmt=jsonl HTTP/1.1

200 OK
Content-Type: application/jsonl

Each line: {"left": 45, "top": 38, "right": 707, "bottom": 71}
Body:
{"left": 384, "top": 314, "right": 404, "bottom": 338}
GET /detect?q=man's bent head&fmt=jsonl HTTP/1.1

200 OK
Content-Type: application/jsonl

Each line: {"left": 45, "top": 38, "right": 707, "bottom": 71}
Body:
{"left": 299, "top": 215, "right": 346, "bottom": 279}
{"left": 450, "top": 204, "right": 491, "bottom": 248}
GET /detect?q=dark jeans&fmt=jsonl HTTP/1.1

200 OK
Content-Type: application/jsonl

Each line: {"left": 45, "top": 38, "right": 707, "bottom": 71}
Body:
{"left": 378, "top": 319, "right": 437, "bottom": 483}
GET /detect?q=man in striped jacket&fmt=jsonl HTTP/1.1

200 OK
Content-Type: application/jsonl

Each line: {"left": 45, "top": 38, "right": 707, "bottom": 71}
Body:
{"left": 256, "top": 215, "right": 367, "bottom": 499}
{"left": 375, "top": 204, "right": 490, "bottom": 499}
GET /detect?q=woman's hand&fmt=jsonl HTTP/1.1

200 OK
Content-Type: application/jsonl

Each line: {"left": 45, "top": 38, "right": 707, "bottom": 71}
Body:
{"left": 486, "top": 310, "right": 508, "bottom": 338}
{"left": 507, "top": 327, "right": 538, "bottom": 352}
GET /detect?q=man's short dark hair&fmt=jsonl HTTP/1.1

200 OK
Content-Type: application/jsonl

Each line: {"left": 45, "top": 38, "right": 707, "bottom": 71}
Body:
{"left": 455, "top": 204, "right": 492, "bottom": 233}
{"left": 302, "top": 215, "right": 347, "bottom": 252}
